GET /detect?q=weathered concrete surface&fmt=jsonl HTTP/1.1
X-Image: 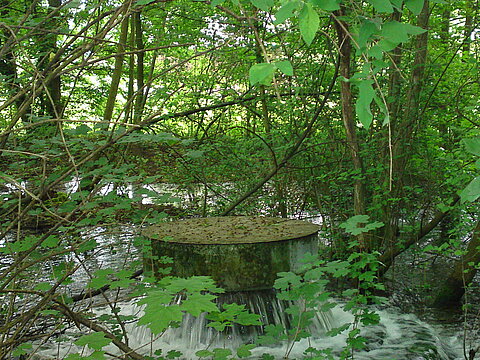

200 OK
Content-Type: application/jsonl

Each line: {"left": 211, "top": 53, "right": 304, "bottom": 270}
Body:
{"left": 142, "top": 216, "right": 319, "bottom": 291}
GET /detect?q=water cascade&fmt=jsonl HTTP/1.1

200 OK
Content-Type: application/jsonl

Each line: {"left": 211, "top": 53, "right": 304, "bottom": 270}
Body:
{"left": 31, "top": 217, "right": 466, "bottom": 359}
{"left": 140, "top": 216, "right": 329, "bottom": 347}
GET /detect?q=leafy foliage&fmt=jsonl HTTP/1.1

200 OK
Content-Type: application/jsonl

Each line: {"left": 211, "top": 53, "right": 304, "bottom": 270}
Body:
{"left": 0, "top": 0, "right": 479, "bottom": 357}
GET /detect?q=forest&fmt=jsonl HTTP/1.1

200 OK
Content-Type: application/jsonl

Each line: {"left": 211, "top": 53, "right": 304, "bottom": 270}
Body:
{"left": 0, "top": 0, "right": 479, "bottom": 359}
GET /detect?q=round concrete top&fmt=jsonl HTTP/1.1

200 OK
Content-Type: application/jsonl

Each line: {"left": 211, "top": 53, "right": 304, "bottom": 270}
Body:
{"left": 142, "top": 216, "right": 320, "bottom": 244}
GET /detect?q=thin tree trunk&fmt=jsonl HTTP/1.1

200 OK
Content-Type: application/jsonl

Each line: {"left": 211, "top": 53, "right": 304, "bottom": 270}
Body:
{"left": 333, "top": 9, "right": 368, "bottom": 249}
{"left": 124, "top": 14, "right": 135, "bottom": 123}
{"left": 253, "top": 21, "right": 270, "bottom": 133}
{"left": 133, "top": 10, "right": 145, "bottom": 123}
{"left": 379, "top": 9, "right": 403, "bottom": 251}
{"left": 45, "top": 0, "right": 62, "bottom": 120}
{"left": 103, "top": 13, "right": 130, "bottom": 125}
{"left": 393, "top": 0, "right": 430, "bottom": 163}
{"left": 380, "top": 1, "right": 430, "bottom": 259}
{"left": 440, "top": 7, "right": 450, "bottom": 44}
{"left": 0, "top": 5, "right": 28, "bottom": 123}
{"left": 462, "top": 0, "right": 473, "bottom": 54}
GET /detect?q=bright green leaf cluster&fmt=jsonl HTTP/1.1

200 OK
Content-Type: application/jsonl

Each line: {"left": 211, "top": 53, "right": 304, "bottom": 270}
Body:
{"left": 249, "top": 60, "right": 293, "bottom": 86}
{"left": 339, "top": 215, "right": 384, "bottom": 235}
{"left": 74, "top": 332, "right": 112, "bottom": 350}
{"left": 136, "top": 276, "right": 224, "bottom": 334}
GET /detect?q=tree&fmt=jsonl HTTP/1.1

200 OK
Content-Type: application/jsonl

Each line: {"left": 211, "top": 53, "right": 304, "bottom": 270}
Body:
{"left": 0, "top": 0, "right": 479, "bottom": 358}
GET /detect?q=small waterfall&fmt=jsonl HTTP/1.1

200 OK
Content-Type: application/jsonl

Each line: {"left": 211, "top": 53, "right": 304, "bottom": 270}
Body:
{"left": 33, "top": 296, "right": 464, "bottom": 360}
{"left": 127, "top": 289, "right": 334, "bottom": 351}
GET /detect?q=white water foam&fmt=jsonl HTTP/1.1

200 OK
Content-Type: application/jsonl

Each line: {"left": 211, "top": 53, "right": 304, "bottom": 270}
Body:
{"left": 33, "top": 296, "right": 464, "bottom": 360}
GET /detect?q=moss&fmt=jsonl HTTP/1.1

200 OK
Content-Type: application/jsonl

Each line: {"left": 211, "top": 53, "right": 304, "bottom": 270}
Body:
{"left": 143, "top": 216, "right": 319, "bottom": 291}
{"left": 142, "top": 216, "right": 319, "bottom": 244}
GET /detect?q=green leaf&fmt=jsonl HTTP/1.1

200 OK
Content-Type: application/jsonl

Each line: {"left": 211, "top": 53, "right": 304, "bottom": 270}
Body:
{"left": 299, "top": 3, "right": 319, "bottom": 46}
{"left": 326, "top": 322, "right": 350, "bottom": 336}
{"left": 110, "top": 278, "right": 134, "bottom": 289}
{"left": 65, "top": 354, "right": 82, "bottom": 360}
{"left": 237, "top": 344, "right": 256, "bottom": 358}
{"left": 274, "top": 271, "right": 302, "bottom": 290}
{"left": 43, "top": 236, "right": 64, "bottom": 250}
{"left": 463, "top": 137, "right": 480, "bottom": 156}
{"left": 249, "top": 63, "right": 276, "bottom": 86}
{"left": 460, "top": 176, "right": 480, "bottom": 203}
{"left": 250, "top": 0, "right": 274, "bottom": 11}
{"left": 87, "top": 269, "right": 114, "bottom": 289}
{"left": 35, "top": 282, "right": 53, "bottom": 291}
{"left": 390, "top": 0, "right": 403, "bottom": 8}
{"left": 261, "top": 354, "right": 275, "bottom": 360}
{"left": 40, "top": 309, "right": 60, "bottom": 316}
{"left": 166, "top": 276, "right": 221, "bottom": 293}
{"left": 180, "top": 293, "right": 218, "bottom": 317}
{"left": 275, "top": 60, "right": 294, "bottom": 76}
{"left": 235, "top": 310, "right": 262, "bottom": 326}
{"left": 309, "top": 0, "right": 340, "bottom": 11}
{"left": 185, "top": 150, "right": 204, "bottom": 159}
{"left": 404, "top": 0, "right": 424, "bottom": 15}
{"left": 355, "top": 80, "right": 375, "bottom": 129}
{"left": 86, "top": 351, "right": 107, "bottom": 360}
{"left": 77, "top": 238, "right": 98, "bottom": 253}
{"left": 210, "top": 0, "right": 226, "bottom": 7}
{"left": 73, "top": 124, "right": 92, "bottom": 135}
{"left": 137, "top": 290, "right": 173, "bottom": 306}
{"left": 366, "top": 0, "right": 393, "bottom": 13}
{"left": 356, "top": 20, "right": 378, "bottom": 50}
{"left": 382, "top": 21, "right": 409, "bottom": 43}
{"left": 167, "top": 350, "right": 183, "bottom": 359}
{"left": 12, "top": 343, "right": 32, "bottom": 357}
{"left": 213, "top": 348, "right": 232, "bottom": 360}
{"left": 63, "top": 0, "right": 81, "bottom": 9}
{"left": 207, "top": 320, "right": 228, "bottom": 331}
{"left": 402, "top": 23, "right": 427, "bottom": 36}
{"left": 137, "top": 304, "right": 183, "bottom": 334}
{"left": 340, "top": 215, "right": 384, "bottom": 235}
{"left": 367, "top": 44, "right": 383, "bottom": 59}
{"left": 196, "top": 349, "right": 213, "bottom": 358}
{"left": 379, "top": 21, "right": 426, "bottom": 51}
{"left": 74, "top": 332, "right": 112, "bottom": 350}
{"left": 273, "top": 1, "right": 300, "bottom": 24}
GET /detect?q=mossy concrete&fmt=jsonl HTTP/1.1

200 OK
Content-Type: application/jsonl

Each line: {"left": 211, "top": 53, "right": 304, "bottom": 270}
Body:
{"left": 142, "top": 216, "right": 320, "bottom": 291}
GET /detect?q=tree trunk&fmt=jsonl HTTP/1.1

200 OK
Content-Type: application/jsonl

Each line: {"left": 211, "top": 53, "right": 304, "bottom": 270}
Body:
{"left": 333, "top": 9, "right": 368, "bottom": 250}
{"left": 124, "top": 14, "right": 136, "bottom": 124}
{"left": 378, "top": 9, "right": 403, "bottom": 252}
{"left": 45, "top": 0, "right": 63, "bottom": 120}
{"left": 393, "top": 0, "right": 429, "bottom": 169}
{"left": 378, "top": 1, "right": 430, "bottom": 263}
{"left": 103, "top": 13, "right": 130, "bottom": 125}
{"left": 34, "top": 0, "right": 63, "bottom": 136}
{"left": 0, "top": 0, "right": 29, "bottom": 123}
{"left": 253, "top": 21, "right": 270, "bottom": 134}
{"left": 133, "top": 11, "right": 145, "bottom": 124}
{"left": 462, "top": 0, "right": 473, "bottom": 54}
{"left": 432, "top": 221, "right": 480, "bottom": 308}
{"left": 378, "top": 194, "right": 459, "bottom": 277}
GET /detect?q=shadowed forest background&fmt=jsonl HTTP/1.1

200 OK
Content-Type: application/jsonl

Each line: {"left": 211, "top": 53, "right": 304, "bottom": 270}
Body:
{"left": 0, "top": 0, "right": 479, "bottom": 359}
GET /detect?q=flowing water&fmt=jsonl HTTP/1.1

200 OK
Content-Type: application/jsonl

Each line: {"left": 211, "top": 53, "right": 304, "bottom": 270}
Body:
{"left": 34, "top": 295, "right": 464, "bottom": 359}
{"left": 27, "top": 225, "right": 466, "bottom": 360}
{"left": 0, "top": 182, "right": 472, "bottom": 359}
